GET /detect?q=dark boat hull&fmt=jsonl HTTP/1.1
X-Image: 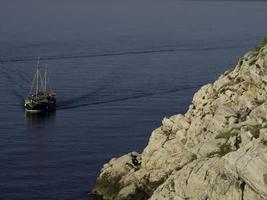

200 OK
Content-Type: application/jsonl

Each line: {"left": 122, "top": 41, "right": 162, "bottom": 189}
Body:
{"left": 25, "top": 99, "right": 56, "bottom": 113}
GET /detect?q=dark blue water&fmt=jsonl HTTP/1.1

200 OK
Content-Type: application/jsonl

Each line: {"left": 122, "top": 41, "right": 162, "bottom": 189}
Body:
{"left": 0, "top": 0, "right": 266, "bottom": 199}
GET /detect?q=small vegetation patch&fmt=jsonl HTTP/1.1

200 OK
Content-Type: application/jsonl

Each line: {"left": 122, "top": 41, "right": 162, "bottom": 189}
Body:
{"left": 264, "top": 173, "right": 267, "bottom": 185}
{"left": 234, "top": 134, "right": 241, "bottom": 149}
{"left": 215, "top": 130, "right": 237, "bottom": 140}
{"left": 255, "top": 100, "right": 265, "bottom": 106}
{"left": 192, "top": 153, "right": 197, "bottom": 160}
{"left": 215, "top": 130, "right": 240, "bottom": 157}
{"left": 218, "top": 143, "right": 232, "bottom": 157}
{"left": 234, "top": 77, "right": 243, "bottom": 84}
{"left": 248, "top": 124, "right": 262, "bottom": 139}
{"left": 255, "top": 35, "right": 267, "bottom": 52}
{"left": 249, "top": 59, "right": 256, "bottom": 66}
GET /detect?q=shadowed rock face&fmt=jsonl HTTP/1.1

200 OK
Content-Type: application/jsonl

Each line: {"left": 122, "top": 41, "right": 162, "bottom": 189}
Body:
{"left": 91, "top": 44, "right": 267, "bottom": 200}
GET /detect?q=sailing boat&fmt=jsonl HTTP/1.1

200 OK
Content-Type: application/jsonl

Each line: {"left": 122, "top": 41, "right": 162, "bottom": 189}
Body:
{"left": 24, "top": 58, "right": 56, "bottom": 112}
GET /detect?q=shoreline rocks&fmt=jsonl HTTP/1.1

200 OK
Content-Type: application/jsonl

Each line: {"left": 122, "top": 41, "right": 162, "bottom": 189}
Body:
{"left": 91, "top": 44, "right": 267, "bottom": 200}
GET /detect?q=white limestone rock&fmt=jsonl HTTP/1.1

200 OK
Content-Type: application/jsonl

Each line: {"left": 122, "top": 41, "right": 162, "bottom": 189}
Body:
{"left": 224, "top": 139, "right": 267, "bottom": 199}
{"left": 92, "top": 44, "right": 267, "bottom": 200}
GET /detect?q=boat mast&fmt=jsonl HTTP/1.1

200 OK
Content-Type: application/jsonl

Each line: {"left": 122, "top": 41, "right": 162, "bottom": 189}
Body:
{"left": 44, "top": 64, "right": 48, "bottom": 92}
{"left": 36, "top": 57, "right": 40, "bottom": 96}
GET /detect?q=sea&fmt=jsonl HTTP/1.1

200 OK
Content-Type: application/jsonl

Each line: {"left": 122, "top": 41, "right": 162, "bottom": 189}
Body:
{"left": 0, "top": 0, "right": 266, "bottom": 199}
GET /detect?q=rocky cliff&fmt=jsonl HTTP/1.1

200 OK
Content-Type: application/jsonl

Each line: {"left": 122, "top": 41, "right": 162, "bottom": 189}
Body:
{"left": 91, "top": 43, "right": 267, "bottom": 200}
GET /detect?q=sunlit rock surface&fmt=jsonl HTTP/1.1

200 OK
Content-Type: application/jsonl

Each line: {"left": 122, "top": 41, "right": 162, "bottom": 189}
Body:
{"left": 92, "top": 44, "right": 267, "bottom": 200}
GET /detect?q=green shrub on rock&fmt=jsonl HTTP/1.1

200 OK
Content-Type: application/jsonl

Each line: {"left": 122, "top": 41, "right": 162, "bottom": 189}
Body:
{"left": 255, "top": 35, "right": 267, "bottom": 51}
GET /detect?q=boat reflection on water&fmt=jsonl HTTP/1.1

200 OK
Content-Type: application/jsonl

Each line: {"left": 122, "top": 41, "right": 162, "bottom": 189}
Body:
{"left": 24, "top": 111, "right": 56, "bottom": 158}
{"left": 25, "top": 110, "right": 56, "bottom": 129}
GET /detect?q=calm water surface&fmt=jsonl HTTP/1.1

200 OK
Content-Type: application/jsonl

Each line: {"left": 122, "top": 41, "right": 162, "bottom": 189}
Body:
{"left": 0, "top": 0, "right": 267, "bottom": 199}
